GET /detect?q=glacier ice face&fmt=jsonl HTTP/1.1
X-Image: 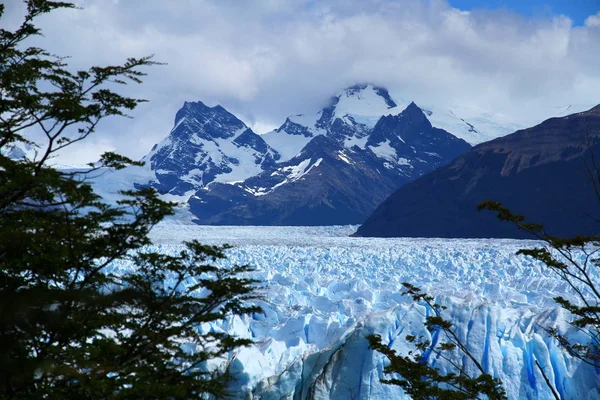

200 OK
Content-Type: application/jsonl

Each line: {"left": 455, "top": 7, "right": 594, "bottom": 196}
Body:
{"left": 109, "top": 224, "right": 600, "bottom": 399}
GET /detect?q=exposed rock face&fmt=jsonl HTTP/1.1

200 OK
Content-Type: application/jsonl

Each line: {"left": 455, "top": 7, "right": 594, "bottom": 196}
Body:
{"left": 189, "top": 135, "right": 402, "bottom": 225}
{"left": 355, "top": 104, "right": 600, "bottom": 238}
{"left": 189, "top": 98, "right": 471, "bottom": 226}
{"left": 260, "top": 84, "right": 399, "bottom": 163}
{"left": 141, "top": 83, "right": 530, "bottom": 208}
{"left": 144, "top": 101, "right": 279, "bottom": 195}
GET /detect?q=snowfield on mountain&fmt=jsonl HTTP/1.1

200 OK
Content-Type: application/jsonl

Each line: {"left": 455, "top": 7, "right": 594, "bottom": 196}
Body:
{"left": 189, "top": 85, "right": 473, "bottom": 225}
{"left": 82, "top": 83, "right": 593, "bottom": 228}
{"left": 104, "top": 224, "right": 600, "bottom": 399}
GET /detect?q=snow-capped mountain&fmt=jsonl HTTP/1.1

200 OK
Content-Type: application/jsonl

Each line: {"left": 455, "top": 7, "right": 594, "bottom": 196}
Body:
{"left": 356, "top": 104, "right": 600, "bottom": 238}
{"left": 189, "top": 135, "right": 403, "bottom": 225}
{"left": 134, "top": 84, "right": 530, "bottom": 219}
{"left": 1, "top": 141, "right": 37, "bottom": 160}
{"left": 365, "top": 101, "right": 475, "bottom": 171}
{"left": 412, "top": 102, "right": 594, "bottom": 146}
{"left": 83, "top": 83, "right": 547, "bottom": 225}
{"left": 261, "top": 84, "right": 523, "bottom": 160}
{"left": 144, "top": 101, "right": 280, "bottom": 195}
{"left": 416, "top": 103, "right": 523, "bottom": 145}
{"left": 189, "top": 95, "right": 471, "bottom": 225}
{"left": 261, "top": 84, "right": 399, "bottom": 162}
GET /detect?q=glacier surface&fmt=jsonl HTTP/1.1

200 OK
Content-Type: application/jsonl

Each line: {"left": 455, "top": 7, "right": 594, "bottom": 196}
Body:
{"left": 110, "top": 224, "right": 599, "bottom": 399}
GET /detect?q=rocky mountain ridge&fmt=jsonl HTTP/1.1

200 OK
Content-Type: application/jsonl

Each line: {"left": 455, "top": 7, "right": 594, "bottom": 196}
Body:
{"left": 189, "top": 86, "right": 472, "bottom": 225}
{"left": 355, "top": 103, "right": 600, "bottom": 238}
{"left": 144, "top": 101, "right": 280, "bottom": 195}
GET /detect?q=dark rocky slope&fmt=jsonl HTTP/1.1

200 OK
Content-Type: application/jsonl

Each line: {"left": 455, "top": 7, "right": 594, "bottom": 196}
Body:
{"left": 189, "top": 102, "right": 471, "bottom": 225}
{"left": 355, "top": 105, "right": 600, "bottom": 238}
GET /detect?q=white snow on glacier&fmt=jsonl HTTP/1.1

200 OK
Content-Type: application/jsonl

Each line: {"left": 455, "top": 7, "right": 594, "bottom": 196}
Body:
{"left": 112, "top": 224, "right": 600, "bottom": 399}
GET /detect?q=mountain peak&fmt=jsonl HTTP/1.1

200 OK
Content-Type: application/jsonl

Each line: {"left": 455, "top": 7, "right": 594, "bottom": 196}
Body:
{"left": 173, "top": 101, "right": 246, "bottom": 140}
{"left": 405, "top": 101, "right": 420, "bottom": 111}
{"left": 316, "top": 84, "right": 399, "bottom": 132}
{"left": 181, "top": 100, "right": 226, "bottom": 113}
{"left": 145, "top": 100, "right": 279, "bottom": 196}
{"left": 336, "top": 84, "right": 397, "bottom": 109}
{"left": 399, "top": 101, "right": 430, "bottom": 126}
{"left": 182, "top": 100, "right": 207, "bottom": 109}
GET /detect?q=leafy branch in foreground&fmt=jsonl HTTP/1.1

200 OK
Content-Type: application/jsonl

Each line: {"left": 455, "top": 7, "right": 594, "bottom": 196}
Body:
{"left": 0, "top": 1, "right": 260, "bottom": 398}
{"left": 368, "top": 283, "right": 506, "bottom": 400}
{"left": 479, "top": 201, "right": 600, "bottom": 369}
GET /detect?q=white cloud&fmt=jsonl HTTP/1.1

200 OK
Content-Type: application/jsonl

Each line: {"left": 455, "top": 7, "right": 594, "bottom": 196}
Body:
{"left": 585, "top": 12, "right": 600, "bottom": 27}
{"left": 3, "top": 0, "right": 600, "bottom": 163}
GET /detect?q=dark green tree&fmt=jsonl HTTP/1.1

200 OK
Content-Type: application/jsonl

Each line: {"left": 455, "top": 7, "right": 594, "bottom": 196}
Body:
{"left": 0, "top": 1, "right": 259, "bottom": 398}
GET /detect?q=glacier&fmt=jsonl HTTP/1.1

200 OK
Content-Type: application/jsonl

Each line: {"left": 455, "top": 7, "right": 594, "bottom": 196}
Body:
{"left": 107, "top": 224, "right": 599, "bottom": 399}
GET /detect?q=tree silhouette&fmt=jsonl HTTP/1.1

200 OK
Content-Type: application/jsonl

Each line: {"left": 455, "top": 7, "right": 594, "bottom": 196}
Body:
{"left": 0, "top": 1, "right": 259, "bottom": 398}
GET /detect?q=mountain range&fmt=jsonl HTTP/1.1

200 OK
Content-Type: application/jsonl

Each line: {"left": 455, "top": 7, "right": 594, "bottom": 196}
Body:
{"left": 355, "top": 104, "right": 600, "bottom": 238}
{"left": 182, "top": 85, "right": 471, "bottom": 224}
{"left": 16, "top": 82, "right": 596, "bottom": 235}
{"left": 142, "top": 84, "right": 521, "bottom": 197}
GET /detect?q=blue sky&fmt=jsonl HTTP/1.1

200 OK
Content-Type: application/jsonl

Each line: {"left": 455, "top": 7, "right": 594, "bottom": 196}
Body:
{"left": 449, "top": 0, "right": 600, "bottom": 25}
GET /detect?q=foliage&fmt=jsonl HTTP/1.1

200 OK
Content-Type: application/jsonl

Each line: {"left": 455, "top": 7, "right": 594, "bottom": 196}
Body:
{"left": 0, "top": 1, "right": 259, "bottom": 398}
{"left": 369, "top": 199, "right": 599, "bottom": 399}
{"left": 479, "top": 200, "right": 600, "bottom": 369}
{"left": 367, "top": 283, "right": 507, "bottom": 400}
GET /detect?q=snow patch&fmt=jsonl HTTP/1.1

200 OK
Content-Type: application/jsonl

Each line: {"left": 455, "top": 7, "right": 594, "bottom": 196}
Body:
{"left": 250, "top": 158, "right": 323, "bottom": 196}
{"left": 262, "top": 130, "right": 320, "bottom": 163}
{"left": 336, "top": 151, "right": 354, "bottom": 165}
{"left": 368, "top": 140, "right": 397, "bottom": 162}
{"left": 397, "top": 157, "right": 411, "bottom": 166}
{"left": 344, "top": 135, "right": 369, "bottom": 149}
{"left": 333, "top": 85, "right": 398, "bottom": 128}
{"left": 213, "top": 129, "right": 267, "bottom": 183}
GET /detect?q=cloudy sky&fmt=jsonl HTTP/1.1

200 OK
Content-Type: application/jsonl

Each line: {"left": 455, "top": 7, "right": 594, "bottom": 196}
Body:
{"left": 4, "top": 0, "right": 600, "bottom": 163}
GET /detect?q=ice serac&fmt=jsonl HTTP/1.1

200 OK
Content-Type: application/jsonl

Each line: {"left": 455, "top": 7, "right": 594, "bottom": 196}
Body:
{"left": 250, "top": 302, "right": 599, "bottom": 400}
{"left": 189, "top": 97, "right": 471, "bottom": 226}
{"left": 113, "top": 227, "right": 600, "bottom": 399}
{"left": 355, "top": 103, "right": 600, "bottom": 238}
{"left": 144, "top": 101, "right": 280, "bottom": 195}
